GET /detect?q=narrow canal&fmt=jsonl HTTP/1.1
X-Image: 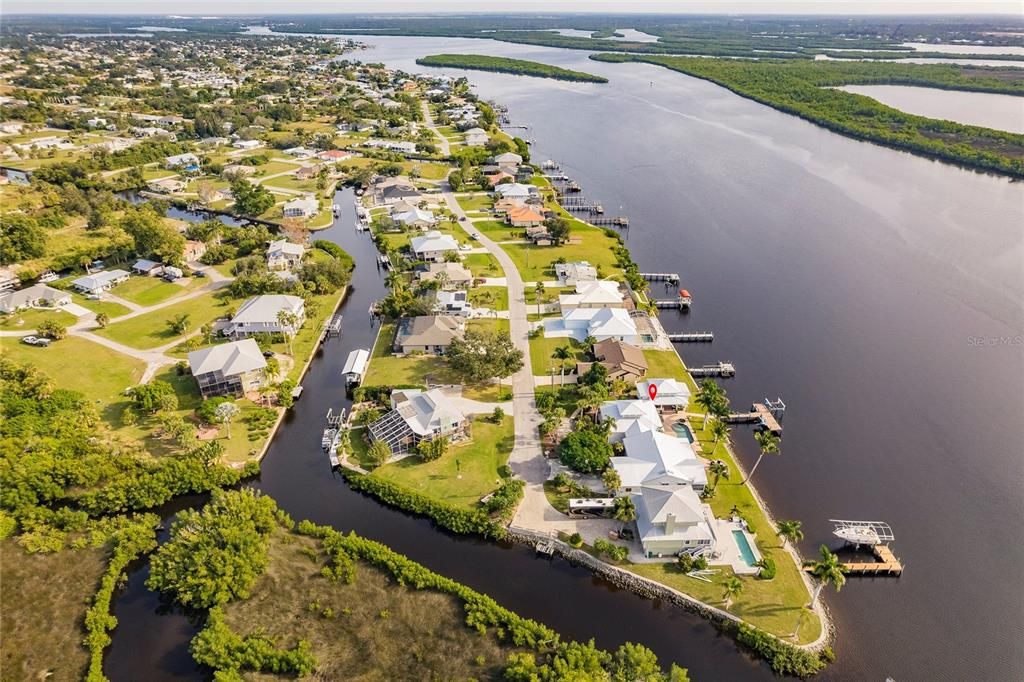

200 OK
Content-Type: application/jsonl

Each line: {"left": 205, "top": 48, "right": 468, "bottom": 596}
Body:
{"left": 105, "top": 190, "right": 775, "bottom": 681}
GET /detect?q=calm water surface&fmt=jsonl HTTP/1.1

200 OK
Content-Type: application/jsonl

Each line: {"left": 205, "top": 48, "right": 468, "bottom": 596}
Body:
{"left": 106, "top": 34, "right": 1024, "bottom": 682}
{"left": 838, "top": 84, "right": 1024, "bottom": 133}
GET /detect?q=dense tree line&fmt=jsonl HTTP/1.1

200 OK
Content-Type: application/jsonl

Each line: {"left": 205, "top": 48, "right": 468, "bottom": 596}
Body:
{"left": 416, "top": 54, "right": 609, "bottom": 83}
{"left": 591, "top": 53, "right": 1024, "bottom": 177}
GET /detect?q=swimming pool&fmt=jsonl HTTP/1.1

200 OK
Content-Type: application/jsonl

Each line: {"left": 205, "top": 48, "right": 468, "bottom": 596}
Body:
{"left": 672, "top": 421, "right": 694, "bottom": 443}
{"left": 732, "top": 530, "right": 758, "bottom": 567}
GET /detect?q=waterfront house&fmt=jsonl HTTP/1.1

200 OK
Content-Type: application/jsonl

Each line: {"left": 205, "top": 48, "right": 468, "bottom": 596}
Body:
{"left": 147, "top": 177, "right": 186, "bottom": 194}
{"left": 613, "top": 430, "right": 707, "bottom": 493}
{"left": 506, "top": 205, "right": 545, "bottom": 228}
{"left": 373, "top": 176, "right": 421, "bottom": 205}
{"left": 555, "top": 261, "right": 598, "bottom": 286}
{"left": 558, "top": 280, "right": 625, "bottom": 312}
{"left": 416, "top": 262, "right": 474, "bottom": 290}
{"left": 282, "top": 197, "right": 319, "bottom": 219}
{"left": 633, "top": 485, "right": 716, "bottom": 559}
{"left": 227, "top": 294, "right": 306, "bottom": 339}
{"left": 392, "top": 204, "right": 436, "bottom": 230}
{"left": 187, "top": 338, "right": 267, "bottom": 399}
{"left": 132, "top": 259, "right": 164, "bottom": 277}
{"left": 493, "top": 182, "right": 537, "bottom": 200}
{"left": 464, "top": 127, "right": 489, "bottom": 146}
{"left": 636, "top": 378, "right": 692, "bottom": 410}
{"left": 410, "top": 231, "right": 459, "bottom": 262}
{"left": 492, "top": 152, "right": 523, "bottom": 172}
{"left": 599, "top": 399, "right": 662, "bottom": 444}
{"left": 0, "top": 284, "right": 72, "bottom": 314}
{"left": 266, "top": 239, "right": 306, "bottom": 271}
{"left": 542, "top": 307, "right": 640, "bottom": 344}
{"left": 71, "top": 269, "right": 129, "bottom": 295}
{"left": 368, "top": 388, "right": 470, "bottom": 455}
{"left": 393, "top": 315, "right": 464, "bottom": 354}
{"left": 184, "top": 240, "right": 208, "bottom": 262}
{"left": 578, "top": 339, "right": 649, "bottom": 384}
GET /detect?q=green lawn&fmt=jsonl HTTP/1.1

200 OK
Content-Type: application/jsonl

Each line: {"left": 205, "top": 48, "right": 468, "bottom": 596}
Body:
{"left": 529, "top": 335, "right": 585, "bottom": 377}
{"left": 466, "top": 319, "right": 509, "bottom": 335}
{"left": 462, "top": 253, "right": 503, "bottom": 278}
{"left": 0, "top": 335, "right": 145, "bottom": 430}
{"left": 472, "top": 219, "right": 522, "bottom": 242}
{"left": 643, "top": 349, "right": 700, "bottom": 406}
{"left": 259, "top": 174, "right": 319, "bottom": 193}
{"left": 500, "top": 228, "right": 622, "bottom": 281}
{"left": 97, "top": 291, "right": 234, "bottom": 350}
{"left": 455, "top": 194, "right": 493, "bottom": 212}
{"left": 71, "top": 293, "right": 131, "bottom": 318}
{"left": 403, "top": 161, "right": 450, "bottom": 180}
{"left": 0, "top": 308, "right": 77, "bottom": 330}
{"left": 467, "top": 287, "right": 508, "bottom": 311}
{"left": 110, "top": 276, "right": 196, "bottom": 306}
{"left": 372, "top": 416, "right": 514, "bottom": 509}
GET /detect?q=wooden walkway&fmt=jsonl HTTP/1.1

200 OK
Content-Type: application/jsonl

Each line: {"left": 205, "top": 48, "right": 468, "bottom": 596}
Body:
{"left": 809, "top": 544, "right": 903, "bottom": 576}
{"left": 724, "top": 403, "right": 782, "bottom": 434}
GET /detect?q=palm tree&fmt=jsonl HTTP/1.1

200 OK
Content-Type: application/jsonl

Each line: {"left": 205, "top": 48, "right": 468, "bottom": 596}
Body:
{"left": 722, "top": 576, "right": 743, "bottom": 610}
{"left": 95, "top": 312, "right": 110, "bottom": 328}
{"left": 808, "top": 545, "right": 847, "bottom": 608}
{"left": 710, "top": 419, "right": 731, "bottom": 447}
{"left": 534, "top": 282, "right": 545, "bottom": 314}
{"left": 612, "top": 496, "right": 636, "bottom": 534}
{"left": 551, "top": 345, "right": 572, "bottom": 386}
{"left": 777, "top": 520, "right": 804, "bottom": 547}
{"left": 708, "top": 459, "right": 729, "bottom": 486}
{"left": 694, "top": 379, "right": 723, "bottom": 428}
{"left": 214, "top": 401, "right": 240, "bottom": 439}
{"left": 744, "top": 430, "right": 781, "bottom": 484}
{"left": 602, "top": 468, "right": 621, "bottom": 494}
{"left": 276, "top": 310, "right": 299, "bottom": 355}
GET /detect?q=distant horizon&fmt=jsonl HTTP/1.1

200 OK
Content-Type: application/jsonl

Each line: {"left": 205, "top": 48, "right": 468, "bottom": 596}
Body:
{"left": 4, "top": 2, "right": 1023, "bottom": 18}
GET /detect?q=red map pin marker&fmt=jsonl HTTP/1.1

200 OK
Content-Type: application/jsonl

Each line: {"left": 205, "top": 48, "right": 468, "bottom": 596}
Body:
{"left": 648, "top": 383, "right": 658, "bottom": 401}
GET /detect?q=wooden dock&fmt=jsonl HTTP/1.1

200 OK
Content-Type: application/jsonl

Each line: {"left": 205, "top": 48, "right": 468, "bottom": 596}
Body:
{"left": 689, "top": 362, "right": 736, "bottom": 377}
{"left": 667, "top": 331, "right": 714, "bottom": 342}
{"left": 641, "top": 273, "right": 680, "bottom": 284}
{"left": 590, "top": 216, "right": 629, "bottom": 227}
{"left": 724, "top": 403, "right": 782, "bottom": 434}
{"left": 808, "top": 544, "right": 903, "bottom": 576}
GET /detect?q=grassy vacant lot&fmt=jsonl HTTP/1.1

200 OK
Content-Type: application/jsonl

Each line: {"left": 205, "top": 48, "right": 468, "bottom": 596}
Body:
{"left": 97, "top": 290, "right": 234, "bottom": 350}
{"left": 373, "top": 416, "right": 514, "bottom": 509}
{"left": 258, "top": 173, "right": 320, "bottom": 194}
{"left": 0, "top": 307, "right": 77, "bottom": 330}
{"left": 0, "top": 542, "right": 107, "bottom": 682}
{"left": 463, "top": 253, "right": 504, "bottom": 278}
{"left": 110, "top": 275, "right": 195, "bottom": 306}
{"left": 0, "top": 335, "right": 146, "bottom": 428}
{"left": 403, "top": 161, "right": 450, "bottom": 180}
{"left": 220, "top": 531, "right": 516, "bottom": 680}
{"left": 71, "top": 292, "right": 131, "bottom": 318}
{"left": 500, "top": 228, "right": 622, "bottom": 281}
{"left": 529, "top": 334, "right": 585, "bottom": 376}
{"left": 472, "top": 219, "right": 522, "bottom": 242}
{"left": 455, "top": 193, "right": 493, "bottom": 212}
{"left": 468, "top": 287, "right": 509, "bottom": 311}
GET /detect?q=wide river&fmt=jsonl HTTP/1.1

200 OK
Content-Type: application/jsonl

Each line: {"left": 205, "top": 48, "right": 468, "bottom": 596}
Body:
{"left": 106, "top": 34, "right": 1023, "bottom": 681}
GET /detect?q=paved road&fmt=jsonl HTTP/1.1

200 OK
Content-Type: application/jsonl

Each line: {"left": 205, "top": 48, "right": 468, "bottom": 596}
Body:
{"left": 421, "top": 101, "right": 451, "bottom": 157}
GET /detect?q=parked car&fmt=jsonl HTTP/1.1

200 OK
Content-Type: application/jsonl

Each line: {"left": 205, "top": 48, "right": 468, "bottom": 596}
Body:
{"left": 20, "top": 336, "right": 50, "bottom": 347}
{"left": 20, "top": 336, "right": 38, "bottom": 345}
{"left": 262, "top": 350, "right": 275, "bottom": 358}
{"left": 90, "top": 259, "right": 105, "bottom": 269}
{"left": 86, "top": 293, "right": 103, "bottom": 300}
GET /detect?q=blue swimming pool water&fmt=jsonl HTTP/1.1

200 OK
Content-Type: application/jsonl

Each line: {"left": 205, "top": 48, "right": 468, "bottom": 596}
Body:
{"left": 732, "top": 530, "right": 757, "bottom": 566}
{"left": 672, "top": 422, "right": 694, "bottom": 443}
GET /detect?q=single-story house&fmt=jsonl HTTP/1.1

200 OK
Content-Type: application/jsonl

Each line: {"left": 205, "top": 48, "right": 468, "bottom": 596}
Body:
{"left": 132, "top": 259, "right": 164, "bottom": 276}
{"left": 493, "top": 182, "right": 537, "bottom": 200}
{"left": 464, "top": 127, "right": 488, "bottom": 146}
{"left": 486, "top": 171, "right": 515, "bottom": 187}
{"left": 633, "top": 484, "right": 716, "bottom": 559}
{"left": 222, "top": 164, "right": 256, "bottom": 178}
{"left": 227, "top": 295, "right": 306, "bottom": 338}
{"left": 232, "top": 139, "right": 263, "bottom": 150}
{"left": 416, "top": 262, "right": 473, "bottom": 290}
{"left": 266, "top": 239, "right": 306, "bottom": 271}
{"left": 636, "top": 378, "right": 692, "bottom": 410}
{"left": 368, "top": 388, "right": 470, "bottom": 455}
{"left": 0, "top": 284, "right": 72, "bottom": 314}
{"left": 393, "top": 315, "right": 464, "bottom": 354}
{"left": 187, "top": 338, "right": 267, "bottom": 399}
{"left": 318, "top": 149, "right": 352, "bottom": 162}
{"left": 613, "top": 429, "right": 707, "bottom": 493}
{"left": 579, "top": 339, "right": 649, "bottom": 384}
{"left": 374, "top": 177, "right": 421, "bottom": 205}
{"left": 555, "top": 261, "right": 598, "bottom": 286}
{"left": 434, "top": 290, "right": 471, "bottom": 316}
{"left": 506, "top": 206, "right": 545, "bottom": 228}
{"left": 599, "top": 399, "right": 662, "bottom": 444}
{"left": 283, "top": 147, "right": 316, "bottom": 158}
{"left": 559, "top": 280, "right": 624, "bottom": 311}
{"left": 392, "top": 205, "right": 436, "bottom": 230}
{"left": 282, "top": 197, "right": 319, "bottom": 219}
{"left": 525, "top": 225, "right": 552, "bottom": 246}
{"left": 165, "top": 153, "right": 200, "bottom": 169}
{"left": 184, "top": 240, "right": 208, "bottom": 262}
{"left": 410, "top": 231, "right": 459, "bottom": 263}
{"left": 71, "top": 269, "right": 129, "bottom": 295}
{"left": 147, "top": 177, "right": 186, "bottom": 194}
{"left": 492, "top": 152, "right": 523, "bottom": 172}
{"left": 295, "top": 165, "right": 322, "bottom": 181}
{"left": 542, "top": 307, "right": 639, "bottom": 344}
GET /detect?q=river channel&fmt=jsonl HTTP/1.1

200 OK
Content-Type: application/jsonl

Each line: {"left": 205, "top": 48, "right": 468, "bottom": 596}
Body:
{"left": 106, "top": 34, "right": 1023, "bottom": 682}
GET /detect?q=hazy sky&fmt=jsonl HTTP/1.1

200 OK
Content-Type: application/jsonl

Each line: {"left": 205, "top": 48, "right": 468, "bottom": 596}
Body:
{"left": 3, "top": 1, "right": 1021, "bottom": 15}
